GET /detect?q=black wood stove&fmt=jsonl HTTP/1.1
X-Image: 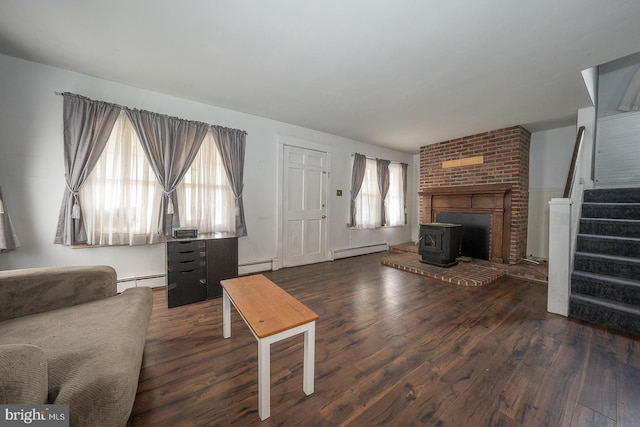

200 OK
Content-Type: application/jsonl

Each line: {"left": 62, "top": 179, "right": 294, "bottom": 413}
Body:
{"left": 418, "top": 223, "right": 463, "bottom": 267}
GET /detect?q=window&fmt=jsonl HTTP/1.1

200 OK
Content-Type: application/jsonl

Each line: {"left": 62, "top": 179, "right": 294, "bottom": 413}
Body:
{"left": 81, "top": 112, "right": 235, "bottom": 246}
{"left": 81, "top": 113, "right": 164, "bottom": 245}
{"left": 175, "top": 131, "right": 235, "bottom": 233}
{"left": 354, "top": 158, "right": 382, "bottom": 229}
{"left": 353, "top": 156, "right": 405, "bottom": 229}
{"left": 386, "top": 162, "right": 405, "bottom": 227}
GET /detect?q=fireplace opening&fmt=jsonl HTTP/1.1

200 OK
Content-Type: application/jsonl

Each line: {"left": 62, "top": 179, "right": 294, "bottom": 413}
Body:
{"left": 436, "top": 212, "right": 491, "bottom": 260}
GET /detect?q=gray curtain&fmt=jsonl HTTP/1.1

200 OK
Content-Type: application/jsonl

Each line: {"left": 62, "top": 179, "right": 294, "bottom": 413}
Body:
{"left": 126, "top": 109, "right": 209, "bottom": 237}
{"left": 376, "top": 159, "right": 390, "bottom": 226}
{"left": 212, "top": 125, "right": 248, "bottom": 237}
{"left": 0, "top": 185, "right": 20, "bottom": 252}
{"left": 401, "top": 163, "right": 408, "bottom": 225}
{"left": 54, "top": 93, "right": 121, "bottom": 245}
{"left": 349, "top": 153, "right": 367, "bottom": 227}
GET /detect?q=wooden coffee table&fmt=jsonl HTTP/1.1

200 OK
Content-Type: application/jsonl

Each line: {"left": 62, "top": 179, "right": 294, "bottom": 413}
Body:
{"left": 220, "top": 274, "right": 319, "bottom": 420}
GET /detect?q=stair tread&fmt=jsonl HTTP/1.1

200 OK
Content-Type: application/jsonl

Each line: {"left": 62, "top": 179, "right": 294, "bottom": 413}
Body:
{"left": 575, "top": 251, "right": 640, "bottom": 264}
{"left": 572, "top": 270, "right": 640, "bottom": 287}
{"left": 581, "top": 218, "right": 640, "bottom": 224}
{"left": 577, "top": 234, "right": 640, "bottom": 243}
{"left": 579, "top": 218, "right": 640, "bottom": 238}
{"left": 571, "top": 294, "right": 640, "bottom": 316}
{"left": 583, "top": 202, "right": 640, "bottom": 206}
{"left": 581, "top": 217, "right": 640, "bottom": 221}
{"left": 585, "top": 188, "right": 640, "bottom": 193}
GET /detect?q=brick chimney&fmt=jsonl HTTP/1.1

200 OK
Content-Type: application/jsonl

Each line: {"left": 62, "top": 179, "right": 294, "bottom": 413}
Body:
{"left": 419, "top": 126, "right": 531, "bottom": 264}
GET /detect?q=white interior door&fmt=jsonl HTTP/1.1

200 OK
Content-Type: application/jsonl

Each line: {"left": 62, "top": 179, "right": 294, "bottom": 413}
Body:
{"left": 283, "top": 145, "right": 328, "bottom": 267}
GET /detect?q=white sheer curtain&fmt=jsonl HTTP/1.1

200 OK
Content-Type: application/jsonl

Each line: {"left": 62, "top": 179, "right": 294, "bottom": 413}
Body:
{"left": 175, "top": 131, "right": 235, "bottom": 233}
{"left": 81, "top": 112, "right": 164, "bottom": 245}
{"left": 354, "top": 157, "right": 382, "bottom": 229}
{"left": 386, "top": 162, "right": 405, "bottom": 226}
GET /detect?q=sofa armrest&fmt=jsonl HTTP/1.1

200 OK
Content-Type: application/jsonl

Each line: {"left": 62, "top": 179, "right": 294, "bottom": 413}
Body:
{"left": 0, "top": 344, "right": 48, "bottom": 404}
{"left": 0, "top": 265, "right": 117, "bottom": 322}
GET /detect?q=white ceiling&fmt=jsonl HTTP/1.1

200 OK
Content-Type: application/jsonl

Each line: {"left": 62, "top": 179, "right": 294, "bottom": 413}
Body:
{"left": 1, "top": 1, "right": 640, "bottom": 153}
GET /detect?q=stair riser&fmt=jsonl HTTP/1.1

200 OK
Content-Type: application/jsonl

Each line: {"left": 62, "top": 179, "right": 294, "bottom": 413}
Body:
{"left": 574, "top": 256, "right": 640, "bottom": 281}
{"left": 576, "top": 236, "right": 640, "bottom": 258}
{"left": 584, "top": 189, "right": 640, "bottom": 204}
{"left": 573, "top": 189, "right": 640, "bottom": 336}
{"left": 571, "top": 273, "right": 640, "bottom": 306}
{"left": 569, "top": 298, "right": 640, "bottom": 336}
{"left": 581, "top": 204, "right": 640, "bottom": 220}
{"left": 579, "top": 220, "right": 640, "bottom": 237}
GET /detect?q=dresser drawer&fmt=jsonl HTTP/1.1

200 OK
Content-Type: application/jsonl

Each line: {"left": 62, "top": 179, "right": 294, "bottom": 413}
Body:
{"left": 168, "top": 267, "right": 206, "bottom": 285}
{"left": 168, "top": 258, "right": 206, "bottom": 273}
{"left": 167, "top": 268, "right": 206, "bottom": 308}
{"left": 168, "top": 250, "right": 206, "bottom": 264}
{"left": 167, "top": 240, "right": 205, "bottom": 254}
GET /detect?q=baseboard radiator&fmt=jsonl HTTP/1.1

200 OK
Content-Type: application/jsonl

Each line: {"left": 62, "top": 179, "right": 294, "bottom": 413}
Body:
{"left": 115, "top": 258, "right": 277, "bottom": 293}
{"left": 116, "top": 247, "right": 384, "bottom": 291}
{"left": 239, "top": 259, "right": 276, "bottom": 276}
{"left": 331, "top": 243, "right": 388, "bottom": 260}
{"left": 116, "top": 273, "right": 166, "bottom": 293}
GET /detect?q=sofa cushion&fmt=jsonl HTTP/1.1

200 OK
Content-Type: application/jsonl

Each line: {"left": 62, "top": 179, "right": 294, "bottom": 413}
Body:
{"left": 0, "top": 344, "right": 48, "bottom": 404}
{"left": 0, "top": 286, "right": 152, "bottom": 426}
{"left": 0, "top": 265, "right": 117, "bottom": 322}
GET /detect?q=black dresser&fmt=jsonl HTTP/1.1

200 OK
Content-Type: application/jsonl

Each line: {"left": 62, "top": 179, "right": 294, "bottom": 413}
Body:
{"left": 166, "top": 233, "right": 238, "bottom": 308}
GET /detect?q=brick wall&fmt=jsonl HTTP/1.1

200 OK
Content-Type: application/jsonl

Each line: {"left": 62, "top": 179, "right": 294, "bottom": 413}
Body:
{"left": 419, "top": 126, "right": 531, "bottom": 263}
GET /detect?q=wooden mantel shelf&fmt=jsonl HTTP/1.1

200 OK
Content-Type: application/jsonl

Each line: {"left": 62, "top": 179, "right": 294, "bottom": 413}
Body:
{"left": 419, "top": 184, "right": 512, "bottom": 263}
{"left": 419, "top": 184, "right": 512, "bottom": 197}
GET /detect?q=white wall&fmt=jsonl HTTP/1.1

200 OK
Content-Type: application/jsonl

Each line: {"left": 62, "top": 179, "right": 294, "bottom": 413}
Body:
{"left": 527, "top": 125, "right": 577, "bottom": 258}
{"left": 0, "top": 54, "right": 415, "bottom": 278}
{"left": 597, "top": 51, "right": 640, "bottom": 118}
{"left": 595, "top": 53, "right": 640, "bottom": 188}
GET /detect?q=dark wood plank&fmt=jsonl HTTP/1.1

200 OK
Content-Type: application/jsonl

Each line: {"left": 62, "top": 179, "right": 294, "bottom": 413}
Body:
{"left": 577, "top": 331, "right": 619, "bottom": 421}
{"left": 618, "top": 362, "right": 640, "bottom": 427}
{"left": 570, "top": 404, "right": 616, "bottom": 427}
{"left": 497, "top": 314, "right": 579, "bottom": 425}
{"left": 127, "top": 252, "right": 640, "bottom": 426}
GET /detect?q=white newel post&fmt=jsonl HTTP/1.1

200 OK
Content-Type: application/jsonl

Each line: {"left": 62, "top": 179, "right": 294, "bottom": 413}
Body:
{"left": 547, "top": 198, "right": 572, "bottom": 316}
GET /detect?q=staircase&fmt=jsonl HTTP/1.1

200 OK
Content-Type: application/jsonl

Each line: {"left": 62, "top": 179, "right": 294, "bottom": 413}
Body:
{"left": 569, "top": 187, "right": 640, "bottom": 335}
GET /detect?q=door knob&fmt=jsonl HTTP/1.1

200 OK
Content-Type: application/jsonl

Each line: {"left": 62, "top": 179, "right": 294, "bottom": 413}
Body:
{"left": 321, "top": 215, "right": 327, "bottom": 219}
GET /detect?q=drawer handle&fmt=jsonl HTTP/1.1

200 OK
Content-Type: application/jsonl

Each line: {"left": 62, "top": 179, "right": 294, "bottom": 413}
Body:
{"left": 180, "top": 269, "right": 195, "bottom": 273}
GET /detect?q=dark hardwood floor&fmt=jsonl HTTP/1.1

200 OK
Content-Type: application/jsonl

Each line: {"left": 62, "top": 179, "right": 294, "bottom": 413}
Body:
{"left": 127, "top": 252, "right": 640, "bottom": 426}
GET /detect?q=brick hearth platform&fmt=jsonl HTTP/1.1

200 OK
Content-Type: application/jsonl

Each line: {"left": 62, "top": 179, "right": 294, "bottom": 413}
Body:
{"left": 382, "top": 252, "right": 504, "bottom": 286}
{"left": 383, "top": 243, "right": 548, "bottom": 286}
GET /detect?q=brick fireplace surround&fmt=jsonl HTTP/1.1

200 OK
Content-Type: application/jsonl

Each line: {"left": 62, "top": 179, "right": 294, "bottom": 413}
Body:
{"left": 419, "top": 126, "right": 531, "bottom": 264}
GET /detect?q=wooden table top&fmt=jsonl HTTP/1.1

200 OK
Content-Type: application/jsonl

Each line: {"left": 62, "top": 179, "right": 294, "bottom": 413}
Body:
{"left": 221, "top": 274, "right": 319, "bottom": 338}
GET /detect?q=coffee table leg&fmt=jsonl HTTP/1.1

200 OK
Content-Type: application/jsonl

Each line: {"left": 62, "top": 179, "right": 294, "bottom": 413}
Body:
{"left": 258, "top": 338, "right": 270, "bottom": 420}
{"left": 303, "top": 321, "right": 315, "bottom": 395}
{"left": 223, "top": 290, "right": 231, "bottom": 338}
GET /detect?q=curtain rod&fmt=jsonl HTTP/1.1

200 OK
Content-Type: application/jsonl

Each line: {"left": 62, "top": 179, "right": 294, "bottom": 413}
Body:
{"left": 54, "top": 91, "right": 248, "bottom": 135}
{"left": 351, "top": 153, "right": 408, "bottom": 166}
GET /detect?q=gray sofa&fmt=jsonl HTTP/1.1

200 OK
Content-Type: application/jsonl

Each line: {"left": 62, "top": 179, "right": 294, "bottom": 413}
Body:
{"left": 0, "top": 265, "right": 153, "bottom": 427}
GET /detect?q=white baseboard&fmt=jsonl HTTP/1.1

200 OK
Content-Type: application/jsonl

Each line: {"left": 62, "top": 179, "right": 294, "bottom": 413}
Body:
{"left": 330, "top": 243, "right": 388, "bottom": 260}
{"left": 239, "top": 259, "right": 276, "bottom": 276}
